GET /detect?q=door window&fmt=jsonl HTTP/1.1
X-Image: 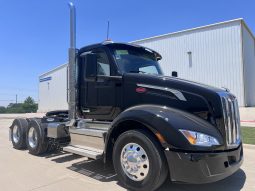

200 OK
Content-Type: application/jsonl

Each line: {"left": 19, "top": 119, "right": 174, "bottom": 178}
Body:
{"left": 93, "top": 50, "right": 110, "bottom": 76}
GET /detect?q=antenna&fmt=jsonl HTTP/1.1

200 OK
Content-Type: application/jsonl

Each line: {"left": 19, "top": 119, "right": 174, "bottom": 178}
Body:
{"left": 106, "top": 21, "right": 110, "bottom": 40}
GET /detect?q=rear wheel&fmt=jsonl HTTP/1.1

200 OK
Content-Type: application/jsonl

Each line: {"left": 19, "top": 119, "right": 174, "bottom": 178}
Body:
{"left": 113, "top": 129, "right": 168, "bottom": 191}
{"left": 28, "top": 126, "right": 39, "bottom": 149}
{"left": 26, "top": 118, "right": 48, "bottom": 155}
{"left": 10, "top": 118, "right": 28, "bottom": 149}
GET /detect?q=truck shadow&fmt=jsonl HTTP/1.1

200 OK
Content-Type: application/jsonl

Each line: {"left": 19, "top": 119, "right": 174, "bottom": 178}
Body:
{"left": 67, "top": 158, "right": 117, "bottom": 182}
{"left": 158, "top": 169, "right": 246, "bottom": 191}
{"left": 41, "top": 151, "right": 117, "bottom": 181}
{"left": 45, "top": 152, "right": 246, "bottom": 191}
{"left": 40, "top": 150, "right": 67, "bottom": 158}
{"left": 41, "top": 151, "right": 84, "bottom": 163}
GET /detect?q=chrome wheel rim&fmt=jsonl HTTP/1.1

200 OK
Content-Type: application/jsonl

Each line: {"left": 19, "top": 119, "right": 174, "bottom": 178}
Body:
{"left": 13, "top": 125, "right": 20, "bottom": 143}
{"left": 120, "top": 143, "right": 149, "bottom": 181}
{"left": 28, "top": 127, "right": 38, "bottom": 148}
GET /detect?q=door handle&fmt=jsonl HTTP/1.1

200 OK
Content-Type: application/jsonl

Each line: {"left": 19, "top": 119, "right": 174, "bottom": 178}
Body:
{"left": 82, "top": 108, "right": 90, "bottom": 113}
{"left": 97, "top": 78, "right": 105, "bottom": 83}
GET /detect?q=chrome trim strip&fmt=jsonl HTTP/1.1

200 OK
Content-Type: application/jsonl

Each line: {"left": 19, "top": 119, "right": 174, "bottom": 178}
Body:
{"left": 234, "top": 100, "right": 241, "bottom": 140}
{"left": 231, "top": 100, "right": 236, "bottom": 143}
{"left": 137, "top": 83, "right": 187, "bottom": 101}
{"left": 69, "top": 128, "right": 106, "bottom": 138}
{"left": 226, "top": 97, "right": 232, "bottom": 144}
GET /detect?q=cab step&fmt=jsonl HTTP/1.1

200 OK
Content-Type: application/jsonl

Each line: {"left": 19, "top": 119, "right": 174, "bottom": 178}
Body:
{"left": 63, "top": 145, "right": 103, "bottom": 159}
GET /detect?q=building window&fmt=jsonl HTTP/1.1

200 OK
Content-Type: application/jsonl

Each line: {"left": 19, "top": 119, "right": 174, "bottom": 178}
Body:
{"left": 187, "top": 51, "right": 192, "bottom": 68}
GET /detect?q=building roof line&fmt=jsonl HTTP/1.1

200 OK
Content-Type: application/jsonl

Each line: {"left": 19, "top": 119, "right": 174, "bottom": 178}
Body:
{"left": 241, "top": 20, "right": 255, "bottom": 40}
{"left": 131, "top": 18, "right": 250, "bottom": 43}
{"left": 39, "top": 63, "right": 68, "bottom": 78}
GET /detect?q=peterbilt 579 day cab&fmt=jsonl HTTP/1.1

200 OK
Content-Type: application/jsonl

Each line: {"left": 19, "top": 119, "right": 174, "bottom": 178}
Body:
{"left": 9, "top": 3, "right": 243, "bottom": 191}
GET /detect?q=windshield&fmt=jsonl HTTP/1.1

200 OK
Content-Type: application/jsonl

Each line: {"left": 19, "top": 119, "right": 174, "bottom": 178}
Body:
{"left": 109, "top": 45, "right": 163, "bottom": 75}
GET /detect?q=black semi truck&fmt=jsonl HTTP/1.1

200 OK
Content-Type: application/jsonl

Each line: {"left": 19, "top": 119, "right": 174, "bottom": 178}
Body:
{"left": 9, "top": 3, "right": 243, "bottom": 191}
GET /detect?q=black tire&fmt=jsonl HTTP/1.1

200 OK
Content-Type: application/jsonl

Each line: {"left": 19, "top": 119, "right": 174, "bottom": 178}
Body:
{"left": 10, "top": 118, "right": 28, "bottom": 150}
{"left": 113, "top": 129, "right": 168, "bottom": 191}
{"left": 26, "top": 118, "right": 48, "bottom": 155}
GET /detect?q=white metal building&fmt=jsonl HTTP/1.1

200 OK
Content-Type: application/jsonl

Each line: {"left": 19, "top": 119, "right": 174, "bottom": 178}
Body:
{"left": 38, "top": 64, "right": 68, "bottom": 112}
{"left": 133, "top": 18, "right": 255, "bottom": 107}
{"left": 38, "top": 18, "right": 255, "bottom": 112}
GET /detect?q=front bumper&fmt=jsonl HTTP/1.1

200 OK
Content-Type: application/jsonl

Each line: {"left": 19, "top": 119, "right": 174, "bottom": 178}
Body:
{"left": 165, "top": 144, "right": 243, "bottom": 184}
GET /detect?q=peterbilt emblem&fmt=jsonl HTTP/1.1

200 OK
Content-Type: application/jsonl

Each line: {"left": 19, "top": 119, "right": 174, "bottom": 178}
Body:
{"left": 136, "top": 87, "right": 147, "bottom": 93}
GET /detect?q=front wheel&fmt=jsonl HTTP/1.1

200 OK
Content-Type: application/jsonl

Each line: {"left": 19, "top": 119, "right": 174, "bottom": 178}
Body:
{"left": 113, "top": 129, "right": 168, "bottom": 191}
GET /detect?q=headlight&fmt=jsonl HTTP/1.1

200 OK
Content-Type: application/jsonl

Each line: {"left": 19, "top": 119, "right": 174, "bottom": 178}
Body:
{"left": 179, "top": 129, "right": 220, "bottom": 147}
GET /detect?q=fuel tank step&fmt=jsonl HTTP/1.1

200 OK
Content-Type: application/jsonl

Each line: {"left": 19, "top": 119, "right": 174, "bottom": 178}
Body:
{"left": 69, "top": 121, "right": 111, "bottom": 151}
{"left": 63, "top": 145, "right": 103, "bottom": 159}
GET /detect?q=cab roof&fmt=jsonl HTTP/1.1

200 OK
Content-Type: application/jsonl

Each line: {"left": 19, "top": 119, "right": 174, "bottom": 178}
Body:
{"left": 78, "top": 42, "right": 162, "bottom": 60}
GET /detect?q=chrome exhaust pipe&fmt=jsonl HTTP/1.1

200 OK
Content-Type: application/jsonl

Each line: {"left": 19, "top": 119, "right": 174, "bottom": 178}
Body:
{"left": 68, "top": 2, "right": 77, "bottom": 125}
{"left": 68, "top": 2, "right": 76, "bottom": 48}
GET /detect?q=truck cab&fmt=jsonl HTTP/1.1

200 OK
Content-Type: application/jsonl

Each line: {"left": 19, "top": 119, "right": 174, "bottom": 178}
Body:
{"left": 78, "top": 42, "right": 163, "bottom": 121}
{"left": 9, "top": 3, "right": 243, "bottom": 191}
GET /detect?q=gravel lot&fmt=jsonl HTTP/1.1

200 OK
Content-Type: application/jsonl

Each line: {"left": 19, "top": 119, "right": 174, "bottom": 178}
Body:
{"left": 0, "top": 114, "right": 254, "bottom": 191}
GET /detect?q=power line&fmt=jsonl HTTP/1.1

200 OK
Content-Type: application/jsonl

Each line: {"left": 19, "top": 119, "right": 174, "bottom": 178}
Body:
{"left": 0, "top": 93, "right": 16, "bottom": 96}
{"left": 0, "top": 87, "right": 37, "bottom": 92}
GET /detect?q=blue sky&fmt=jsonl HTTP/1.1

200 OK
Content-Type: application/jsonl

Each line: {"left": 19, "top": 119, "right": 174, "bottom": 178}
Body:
{"left": 1, "top": 0, "right": 255, "bottom": 106}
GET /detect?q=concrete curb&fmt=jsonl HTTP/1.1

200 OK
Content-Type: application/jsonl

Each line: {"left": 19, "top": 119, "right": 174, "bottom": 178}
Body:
{"left": 241, "top": 123, "right": 255, "bottom": 127}
{"left": 243, "top": 144, "right": 255, "bottom": 149}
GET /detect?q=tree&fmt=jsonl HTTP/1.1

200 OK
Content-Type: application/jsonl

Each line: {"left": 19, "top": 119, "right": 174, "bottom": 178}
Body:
{"left": 6, "top": 103, "right": 24, "bottom": 113}
{"left": 22, "top": 96, "right": 38, "bottom": 113}
{"left": 24, "top": 96, "right": 35, "bottom": 105}
{"left": 0, "top": 106, "right": 6, "bottom": 113}
{"left": 1, "top": 97, "right": 38, "bottom": 113}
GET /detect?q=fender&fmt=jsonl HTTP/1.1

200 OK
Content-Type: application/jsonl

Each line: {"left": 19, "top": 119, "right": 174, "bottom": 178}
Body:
{"left": 104, "top": 104, "right": 224, "bottom": 161}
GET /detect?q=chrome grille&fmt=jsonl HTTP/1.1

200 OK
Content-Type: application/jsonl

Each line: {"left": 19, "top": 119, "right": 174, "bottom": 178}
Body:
{"left": 221, "top": 95, "right": 241, "bottom": 147}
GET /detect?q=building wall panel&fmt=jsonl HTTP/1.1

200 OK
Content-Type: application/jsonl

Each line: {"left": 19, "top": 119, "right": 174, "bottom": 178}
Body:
{"left": 242, "top": 24, "right": 255, "bottom": 106}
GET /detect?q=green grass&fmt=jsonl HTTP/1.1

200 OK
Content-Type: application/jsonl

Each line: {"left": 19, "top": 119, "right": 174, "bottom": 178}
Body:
{"left": 241, "top": 127, "right": 255, "bottom": 145}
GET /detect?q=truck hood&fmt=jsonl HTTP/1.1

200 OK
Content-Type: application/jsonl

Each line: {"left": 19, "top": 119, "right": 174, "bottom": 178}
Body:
{"left": 158, "top": 75, "right": 224, "bottom": 93}
{"left": 123, "top": 73, "right": 227, "bottom": 119}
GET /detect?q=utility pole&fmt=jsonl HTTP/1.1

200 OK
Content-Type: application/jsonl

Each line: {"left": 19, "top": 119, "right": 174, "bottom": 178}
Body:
{"left": 15, "top": 94, "right": 17, "bottom": 104}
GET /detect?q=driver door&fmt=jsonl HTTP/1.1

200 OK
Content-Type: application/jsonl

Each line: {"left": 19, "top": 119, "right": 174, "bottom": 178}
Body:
{"left": 80, "top": 48, "right": 119, "bottom": 120}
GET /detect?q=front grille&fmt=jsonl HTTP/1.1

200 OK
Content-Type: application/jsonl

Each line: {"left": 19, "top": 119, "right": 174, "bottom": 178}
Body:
{"left": 220, "top": 95, "right": 241, "bottom": 147}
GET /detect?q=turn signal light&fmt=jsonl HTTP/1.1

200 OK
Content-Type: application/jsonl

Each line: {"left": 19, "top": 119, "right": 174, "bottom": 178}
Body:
{"left": 181, "top": 130, "right": 196, "bottom": 144}
{"left": 155, "top": 132, "right": 166, "bottom": 144}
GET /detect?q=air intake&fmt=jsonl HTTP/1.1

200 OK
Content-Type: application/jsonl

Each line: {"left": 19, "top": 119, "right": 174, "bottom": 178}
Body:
{"left": 221, "top": 94, "right": 241, "bottom": 147}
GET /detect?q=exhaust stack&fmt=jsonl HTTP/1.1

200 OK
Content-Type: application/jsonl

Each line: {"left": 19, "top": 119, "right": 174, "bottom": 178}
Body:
{"left": 68, "top": 2, "right": 77, "bottom": 125}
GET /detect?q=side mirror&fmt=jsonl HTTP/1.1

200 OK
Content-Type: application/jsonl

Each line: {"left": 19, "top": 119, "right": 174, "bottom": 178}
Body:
{"left": 172, "top": 71, "right": 178, "bottom": 77}
{"left": 85, "top": 53, "right": 97, "bottom": 79}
